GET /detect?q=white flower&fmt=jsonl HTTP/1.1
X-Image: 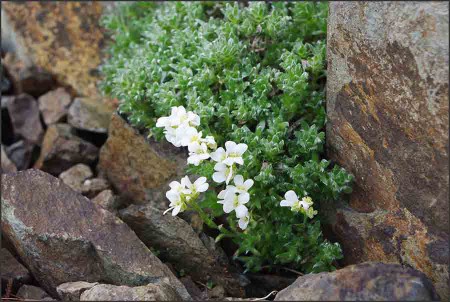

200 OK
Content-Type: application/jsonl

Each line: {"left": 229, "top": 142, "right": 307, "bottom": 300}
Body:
{"left": 220, "top": 189, "right": 249, "bottom": 218}
{"left": 217, "top": 185, "right": 237, "bottom": 200}
{"left": 222, "top": 141, "right": 248, "bottom": 166}
{"left": 156, "top": 116, "right": 171, "bottom": 128}
{"left": 170, "top": 106, "right": 200, "bottom": 128}
{"left": 169, "top": 180, "right": 186, "bottom": 194}
{"left": 163, "top": 191, "right": 186, "bottom": 216}
{"left": 280, "top": 191, "right": 314, "bottom": 213}
{"left": 238, "top": 214, "right": 250, "bottom": 230}
{"left": 233, "top": 175, "right": 254, "bottom": 197}
{"left": 187, "top": 142, "right": 210, "bottom": 166}
{"left": 181, "top": 176, "right": 209, "bottom": 194}
{"left": 179, "top": 127, "right": 202, "bottom": 147}
{"left": 201, "top": 135, "right": 217, "bottom": 150}
{"left": 212, "top": 163, "right": 234, "bottom": 184}
{"left": 210, "top": 147, "right": 227, "bottom": 163}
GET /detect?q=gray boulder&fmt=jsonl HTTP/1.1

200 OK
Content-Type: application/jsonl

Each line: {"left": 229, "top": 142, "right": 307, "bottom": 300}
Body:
{"left": 275, "top": 262, "right": 440, "bottom": 301}
{"left": 1, "top": 169, "right": 191, "bottom": 300}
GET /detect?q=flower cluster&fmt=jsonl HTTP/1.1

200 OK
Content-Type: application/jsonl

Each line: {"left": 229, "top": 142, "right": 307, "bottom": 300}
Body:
{"left": 156, "top": 106, "right": 217, "bottom": 166}
{"left": 157, "top": 106, "right": 252, "bottom": 229}
{"left": 218, "top": 175, "right": 254, "bottom": 229}
{"left": 164, "top": 176, "right": 209, "bottom": 216}
{"left": 280, "top": 190, "right": 318, "bottom": 218}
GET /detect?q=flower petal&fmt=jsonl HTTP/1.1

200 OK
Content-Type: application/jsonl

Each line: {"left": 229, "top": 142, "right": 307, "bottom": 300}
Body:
{"left": 238, "top": 216, "right": 249, "bottom": 230}
{"left": 196, "top": 182, "right": 209, "bottom": 192}
{"left": 235, "top": 204, "right": 248, "bottom": 218}
{"left": 233, "top": 175, "right": 244, "bottom": 186}
{"left": 172, "top": 206, "right": 181, "bottom": 216}
{"left": 244, "top": 179, "right": 254, "bottom": 190}
{"left": 236, "top": 143, "right": 248, "bottom": 155}
{"left": 280, "top": 199, "right": 295, "bottom": 207}
{"left": 194, "top": 177, "right": 206, "bottom": 186}
{"left": 238, "top": 192, "right": 250, "bottom": 204}
{"left": 225, "top": 141, "right": 237, "bottom": 152}
{"left": 223, "top": 200, "right": 235, "bottom": 213}
{"left": 285, "top": 190, "right": 298, "bottom": 202}
{"left": 213, "top": 172, "right": 226, "bottom": 183}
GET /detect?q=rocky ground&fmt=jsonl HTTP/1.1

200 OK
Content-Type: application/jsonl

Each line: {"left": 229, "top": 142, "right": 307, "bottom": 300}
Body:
{"left": 0, "top": 48, "right": 442, "bottom": 302}
{"left": 1, "top": 1, "right": 445, "bottom": 300}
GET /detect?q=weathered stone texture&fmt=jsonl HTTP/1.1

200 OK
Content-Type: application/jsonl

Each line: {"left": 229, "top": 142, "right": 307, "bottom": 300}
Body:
{"left": 1, "top": 169, "right": 191, "bottom": 300}
{"left": 326, "top": 2, "right": 449, "bottom": 300}
{"left": 1, "top": 2, "right": 107, "bottom": 98}
{"left": 98, "top": 113, "right": 187, "bottom": 205}
{"left": 275, "top": 262, "right": 440, "bottom": 301}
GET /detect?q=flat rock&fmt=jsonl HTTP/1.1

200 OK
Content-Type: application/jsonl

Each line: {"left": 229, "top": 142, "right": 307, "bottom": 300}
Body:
{"left": 119, "top": 203, "right": 245, "bottom": 297}
{"left": 1, "top": 248, "right": 31, "bottom": 294}
{"left": 5, "top": 140, "right": 34, "bottom": 171}
{"left": 38, "top": 88, "right": 72, "bottom": 125}
{"left": 80, "top": 282, "right": 182, "bottom": 301}
{"left": 5, "top": 93, "right": 44, "bottom": 145}
{"left": 274, "top": 262, "right": 440, "bottom": 301}
{"left": 1, "top": 145, "right": 17, "bottom": 173}
{"left": 1, "top": 2, "right": 107, "bottom": 98}
{"left": 59, "top": 164, "right": 93, "bottom": 192}
{"left": 91, "top": 190, "right": 120, "bottom": 213}
{"left": 1, "top": 169, "right": 191, "bottom": 300}
{"left": 68, "top": 98, "right": 114, "bottom": 133}
{"left": 98, "top": 113, "right": 187, "bottom": 205}
{"left": 16, "top": 285, "right": 54, "bottom": 301}
{"left": 326, "top": 3, "right": 449, "bottom": 299}
{"left": 56, "top": 281, "right": 98, "bottom": 301}
{"left": 34, "top": 124, "right": 98, "bottom": 175}
{"left": 1, "top": 53, "right": 55, "bottom": 98}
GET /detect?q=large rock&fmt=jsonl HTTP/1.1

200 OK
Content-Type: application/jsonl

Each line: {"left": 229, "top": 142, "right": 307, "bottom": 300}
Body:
{"left": 34, "top": 124, "right": 98, "bottom": 175}
{"left": 98, "top": 113, "right": 187, "bottom": 205}
{"left": 68, "top": 98, "right": 114, "bottom": 133}
{"left": 1, "top": 2, "right": 107, "bottom": 99}
{"left": 38, "top": 87, "right": 72, "bottom": 125}
{"left": 2, "top": 53, "right": 55, "bottom": 98}
{"left": 80, "top": 282, "right": 182, "bottom": 301}
{"left": 119, "top": 203, "right": 245, "bottom": 297}
{"left": 326, "top": 2, "right": 449, "bottom": 299}
{"left": 275, "top": 262, "right": 440, "bottom": 301}
{"left": 1, "top": 169, "right": 191, "bottom": 300}
{"left": 5, "top": 93, "right": 44, "bottom": 145}
{"left": 1, "top": 248, "right": 31, "bottom": 294}
{"left": 1, "top": 145, "right": 17, "bottom": 173}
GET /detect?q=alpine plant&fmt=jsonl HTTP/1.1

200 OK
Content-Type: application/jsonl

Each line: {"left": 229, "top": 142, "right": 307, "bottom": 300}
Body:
{"left": 101, "top": 2, "right": 353, "bottom": 274}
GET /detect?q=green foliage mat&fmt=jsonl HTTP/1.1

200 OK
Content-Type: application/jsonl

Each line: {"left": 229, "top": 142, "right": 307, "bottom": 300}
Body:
{"left": 101, "top": 2, "right": 353, "bottom": 274}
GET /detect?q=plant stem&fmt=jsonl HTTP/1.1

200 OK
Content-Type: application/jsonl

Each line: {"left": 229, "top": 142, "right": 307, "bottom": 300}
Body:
{"left": 190, "top": 202, "right": 218, "bottom": 230}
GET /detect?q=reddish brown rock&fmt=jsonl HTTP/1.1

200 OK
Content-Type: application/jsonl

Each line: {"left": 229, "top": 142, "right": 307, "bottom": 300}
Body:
{"left": 1, "top": 169, "right": 191, "bottom": 300}
{"left": 119, "top": 203, "right": 246, "bottom": 297}
{"left": 1, "top": 2, "right": 107, "bottom": 99}
{"left": 5, "top": 93, "right": 44, "bottom": 145}
{"left": 98, "top": 113, "right": 187, "bottom": 205}
{"left": 275, "top": 262, "right": 440, "bottom": 301}
{"left": 2, "top": 53, "right": 55, "bottom": 98}
{"left": 34, "top": 124, "right": 98, "bottom": 175}
{"left": 38, "top": 88, "right": 72, "bottom": 125}
{"left": 326, "top": 3, "right": 449, "bottom": 299}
